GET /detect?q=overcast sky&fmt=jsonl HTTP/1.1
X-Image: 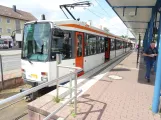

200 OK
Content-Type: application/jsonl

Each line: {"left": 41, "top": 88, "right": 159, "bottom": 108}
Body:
{"left": 0, "top": 0, "right": 134, "bottom": 38}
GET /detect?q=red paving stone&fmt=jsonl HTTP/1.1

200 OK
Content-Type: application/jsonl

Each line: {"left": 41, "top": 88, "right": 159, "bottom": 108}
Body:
{"left": 66, "top": 52, "right": 161, "bottom": 120}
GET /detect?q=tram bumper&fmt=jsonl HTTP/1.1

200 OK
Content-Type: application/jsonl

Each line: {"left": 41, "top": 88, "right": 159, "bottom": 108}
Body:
{"left": 23, "top": 78, "right": 47, "bottom": 86}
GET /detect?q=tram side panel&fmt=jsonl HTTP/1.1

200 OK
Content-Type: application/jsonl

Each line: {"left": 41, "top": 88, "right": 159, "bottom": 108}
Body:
{"left": 110, "top": 39, "right": 115, "bottom": 59}
{"left": 83, "top": 34, "right": 105, "bottom": 72}
{"left": 115, "top": 39, "right": 122, "bottom": 57}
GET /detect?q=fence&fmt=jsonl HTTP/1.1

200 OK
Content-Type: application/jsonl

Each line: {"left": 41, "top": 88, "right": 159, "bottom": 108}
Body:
{"left": 0, "top": 65, "right": 82, "bottom": 120}
{"left": 0, "top": 54, "right": 21, "bottom": 90}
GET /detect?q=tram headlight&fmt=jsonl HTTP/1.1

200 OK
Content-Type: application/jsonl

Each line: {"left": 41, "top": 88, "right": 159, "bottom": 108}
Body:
{"left": 41, "top": 72, "right": 48, "bottom": 82}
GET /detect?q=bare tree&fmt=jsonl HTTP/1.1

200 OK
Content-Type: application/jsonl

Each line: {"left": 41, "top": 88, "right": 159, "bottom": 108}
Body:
{"left": 103, "top": 27, "right": 110, "bottom": 33}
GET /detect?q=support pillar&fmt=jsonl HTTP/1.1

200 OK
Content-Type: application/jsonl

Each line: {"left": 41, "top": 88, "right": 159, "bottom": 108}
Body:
{"left": 143, "top": 29, "right": 148, "bottom": 50}
{"left": 152, "top": 11, "right": 161, "bottom": 113}
{"left": 155, "top": 12, "right": 161, "bottom": 72}
{"left": 148, "top": 8, "right": 155, "bottom": 46}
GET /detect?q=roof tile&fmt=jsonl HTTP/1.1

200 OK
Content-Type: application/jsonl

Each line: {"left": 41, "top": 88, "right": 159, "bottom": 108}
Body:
{"left": 0, "top": 5, "right": 37, "bottom": 21}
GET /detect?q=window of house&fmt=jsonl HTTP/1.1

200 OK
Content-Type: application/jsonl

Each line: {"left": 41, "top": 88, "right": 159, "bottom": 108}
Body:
{"left": 0, "top": 28, "right": 2, "bottom": 33}
{"left": 6, "top": 18, "right": 10, "bottom": 23}
{"left": 7, "top": 29, "right": 11, "bottom": 33}
{"left": 15, "top": 19, "right": 21, "bottom": 33}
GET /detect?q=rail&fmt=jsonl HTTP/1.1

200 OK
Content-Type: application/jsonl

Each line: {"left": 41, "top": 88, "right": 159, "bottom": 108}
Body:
{"left": 0, "top": 68, "right": 82, "bottom": 106}
{"left": 44, "top": 65, "right": 82, "bottom": 120}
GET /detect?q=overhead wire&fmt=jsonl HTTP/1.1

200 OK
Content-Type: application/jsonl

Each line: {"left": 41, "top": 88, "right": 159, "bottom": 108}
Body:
{"left": 94, "top": 0, "right": 112, "bottom": 18}
{"left": 72, "top": 0, "right": 132, "bottom": 37}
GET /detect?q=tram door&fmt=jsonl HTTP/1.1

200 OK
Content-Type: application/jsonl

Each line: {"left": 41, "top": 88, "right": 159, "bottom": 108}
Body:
{"left": 105, "top": 38, "right": 110, "bottom": 61}
{"left": 75, "top": 32, "right": 84, "bottom": 76}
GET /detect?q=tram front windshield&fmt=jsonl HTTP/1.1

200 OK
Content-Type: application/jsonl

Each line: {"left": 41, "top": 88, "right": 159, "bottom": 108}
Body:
{"left": 22, "top": 23, "right": 51, "bottom": 61}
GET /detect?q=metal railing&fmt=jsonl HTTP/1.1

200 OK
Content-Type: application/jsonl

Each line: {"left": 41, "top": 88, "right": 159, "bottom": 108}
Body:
{"left": 43, "top": 65, "right": 82, "bottom": 120}
{"left": 0, "top": 63, "right": 82, "bottom": 120}
{"left": 0, "top": 67, "right": 82, "bottom": 106}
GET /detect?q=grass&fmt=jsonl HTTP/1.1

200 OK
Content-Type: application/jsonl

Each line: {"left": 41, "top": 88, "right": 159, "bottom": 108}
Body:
{"left": 70, "top": 109, "right": 76, "bottom": 118}
{"left": 53, "top": 96, "right": 61, "bottom": 103}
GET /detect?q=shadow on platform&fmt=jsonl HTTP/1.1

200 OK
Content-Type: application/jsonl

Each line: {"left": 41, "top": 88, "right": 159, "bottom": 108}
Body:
{"left": 111, "top": 68, "right": 131, "bottom": 71}
{"left": 137, "top": 55, "right": 156, "bottom": 86}
{"left": 76, "top": 94, "right": 107, "bottom": 120}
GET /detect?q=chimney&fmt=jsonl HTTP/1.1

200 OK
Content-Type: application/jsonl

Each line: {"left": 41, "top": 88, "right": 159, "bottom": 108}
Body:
{"left": 41, "top": 14, "right": 46, "bottom": 20}
{"left": 13, "top": 5, "right": 16, "bottom": 12}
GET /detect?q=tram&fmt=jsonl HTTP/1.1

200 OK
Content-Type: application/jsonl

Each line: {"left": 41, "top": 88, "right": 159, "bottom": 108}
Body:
{"left": 21, "top": 20, "right": 132, "bottom": 86}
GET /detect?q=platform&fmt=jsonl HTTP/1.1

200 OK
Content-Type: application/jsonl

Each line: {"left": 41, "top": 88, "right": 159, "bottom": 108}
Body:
{"left": 28, "top": 52, "right": 161, "bottom": 120}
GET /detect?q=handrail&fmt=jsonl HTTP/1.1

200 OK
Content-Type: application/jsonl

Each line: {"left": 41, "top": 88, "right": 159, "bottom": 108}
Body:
{"left": 47, "top": 65, "right": 82, "bottom": 120}
{"left": 43, "top": 90, "right": 82, "bottom": 120}
{"left": 0, "top": 70, "right": 78, "bottom": 106}
{"left": 57, "top": 65, "right": 82, "bottom": 70}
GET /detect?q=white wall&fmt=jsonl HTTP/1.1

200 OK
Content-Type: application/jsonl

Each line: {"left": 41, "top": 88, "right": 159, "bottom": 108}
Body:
{"left": 15, "top": 33, "right": 22, "bottom": 41}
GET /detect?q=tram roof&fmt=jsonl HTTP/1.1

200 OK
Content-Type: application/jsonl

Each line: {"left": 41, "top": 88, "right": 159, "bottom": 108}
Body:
{"left": 106, "top": 0, "right": 160, "bottom": 41}
{"left": 25, "top": 19, "right": 133, "bottom": 42}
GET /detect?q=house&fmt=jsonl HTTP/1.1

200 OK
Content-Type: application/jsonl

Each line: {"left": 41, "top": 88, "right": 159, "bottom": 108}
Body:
{"left": 0, "top": 5, "right": 37, "bottom": 48}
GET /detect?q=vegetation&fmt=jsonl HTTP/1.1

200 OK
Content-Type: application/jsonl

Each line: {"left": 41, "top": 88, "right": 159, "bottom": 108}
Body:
{"left": 120, "top": 35, "right": 128, "bottom": 39}
{"left": 53, "top": 96, "right": 61, "bottom": 103}
{"left": 103, "top": 27, "right": 110, "bottom": 33}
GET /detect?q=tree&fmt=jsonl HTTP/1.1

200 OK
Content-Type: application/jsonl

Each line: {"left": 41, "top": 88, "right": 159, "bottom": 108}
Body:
{"left": 121, "top": 35, "right": 128, "bottom": 39}
{"left": 103, "top": 27, "right": 110, "bottom": 33}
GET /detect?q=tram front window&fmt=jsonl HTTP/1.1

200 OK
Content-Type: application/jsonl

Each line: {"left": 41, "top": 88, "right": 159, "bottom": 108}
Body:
{"left": 22, "top": 23, "right": 50, "bottom": 61}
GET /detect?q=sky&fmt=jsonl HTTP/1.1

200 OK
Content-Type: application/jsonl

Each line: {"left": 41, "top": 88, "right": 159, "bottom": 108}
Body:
{"left": 0, "top": 0, "right": 134, "bottom": 38}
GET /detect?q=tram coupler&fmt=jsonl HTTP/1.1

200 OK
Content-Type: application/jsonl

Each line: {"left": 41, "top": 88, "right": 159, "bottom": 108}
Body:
{"left": 20, "top": 82, "right": 38, "bottom": 101}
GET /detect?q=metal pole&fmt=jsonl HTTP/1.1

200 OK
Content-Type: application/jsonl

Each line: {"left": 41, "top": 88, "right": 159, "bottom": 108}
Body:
{"left": 148, "top": 8, "right": 155, "bottom": 46}
{"left": 0, "top": 55, "right": 4, "bottom": 89}
{"left": 56, "top": 54, "right": 59, "bottom": 98}
{"left": 69, "top": 70, "right": 73, "bottom": 101}
{"left": 137, "top": 34, "right": 141, "bottom": 64}
{"left": 0, "top": 71, "right": 76, "bottom": 106}
{"left": 64, "top": 6, "right": 76, "bottom": 20}
{"left": 43, "top": 90, "right": 82, "bottom": 120}
{"left": 152, "top": 11, "right": 161, "bottom": 113}
{"left": 154, "top": 12, "right": 161, "bottom": 73}
{"left": 143, "top": 29, "right": 148, "bottom": 50}
{"left": 148, "top": 8, "right": 155, "bottom": 47}
{"left": 115, "top": 39, "right": 116, "bottom": 57}
{"left": 74, "top": 72, "right": 77, "bottom": 114}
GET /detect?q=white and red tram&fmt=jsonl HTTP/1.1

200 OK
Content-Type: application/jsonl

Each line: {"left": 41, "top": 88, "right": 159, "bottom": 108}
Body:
{"left": 21, "top": 20, "right": 132, "bottom": 86}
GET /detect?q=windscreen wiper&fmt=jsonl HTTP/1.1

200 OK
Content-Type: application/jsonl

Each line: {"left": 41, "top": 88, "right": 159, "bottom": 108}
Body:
{"left": 27, "top": 58, "right": 33, "bottom": 64}
{"left": 26, "top": 54, "right": 33, "bottom": 64}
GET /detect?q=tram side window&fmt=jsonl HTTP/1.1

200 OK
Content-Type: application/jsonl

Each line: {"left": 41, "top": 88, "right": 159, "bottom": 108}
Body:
{"left": 77, "top": 34, "right": 82, "bottom": 57}
{"left": 123, "top": 42, "right": 126, "bottom": 48}
{"left": 51, "top": 31, "right": 72, "bottom": 60}
{"left": 121, "top": 41, "right": 123, "bottom": 49}
{"left": 110, "top": 39, "right": 115, "bottom": 51}
{"left": 92, "top": 36, "right": 97, "bottom": 54}
{"left": 97, "top": 37, "right": 101, "bottom": 53}
{"left": 86, "top": 34, "right": 97, "bottom": 55}
{"left": 116, "top": 40, "right": 121, "bottom": 50}
{"left": 84, "top": 35, "right": 89, "bottom": 56}
{"left": 100, "top": 37, "right": 105, "bottom": 53}
{"left": 115, "top": 40, "right": 118, "bottom": 50}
